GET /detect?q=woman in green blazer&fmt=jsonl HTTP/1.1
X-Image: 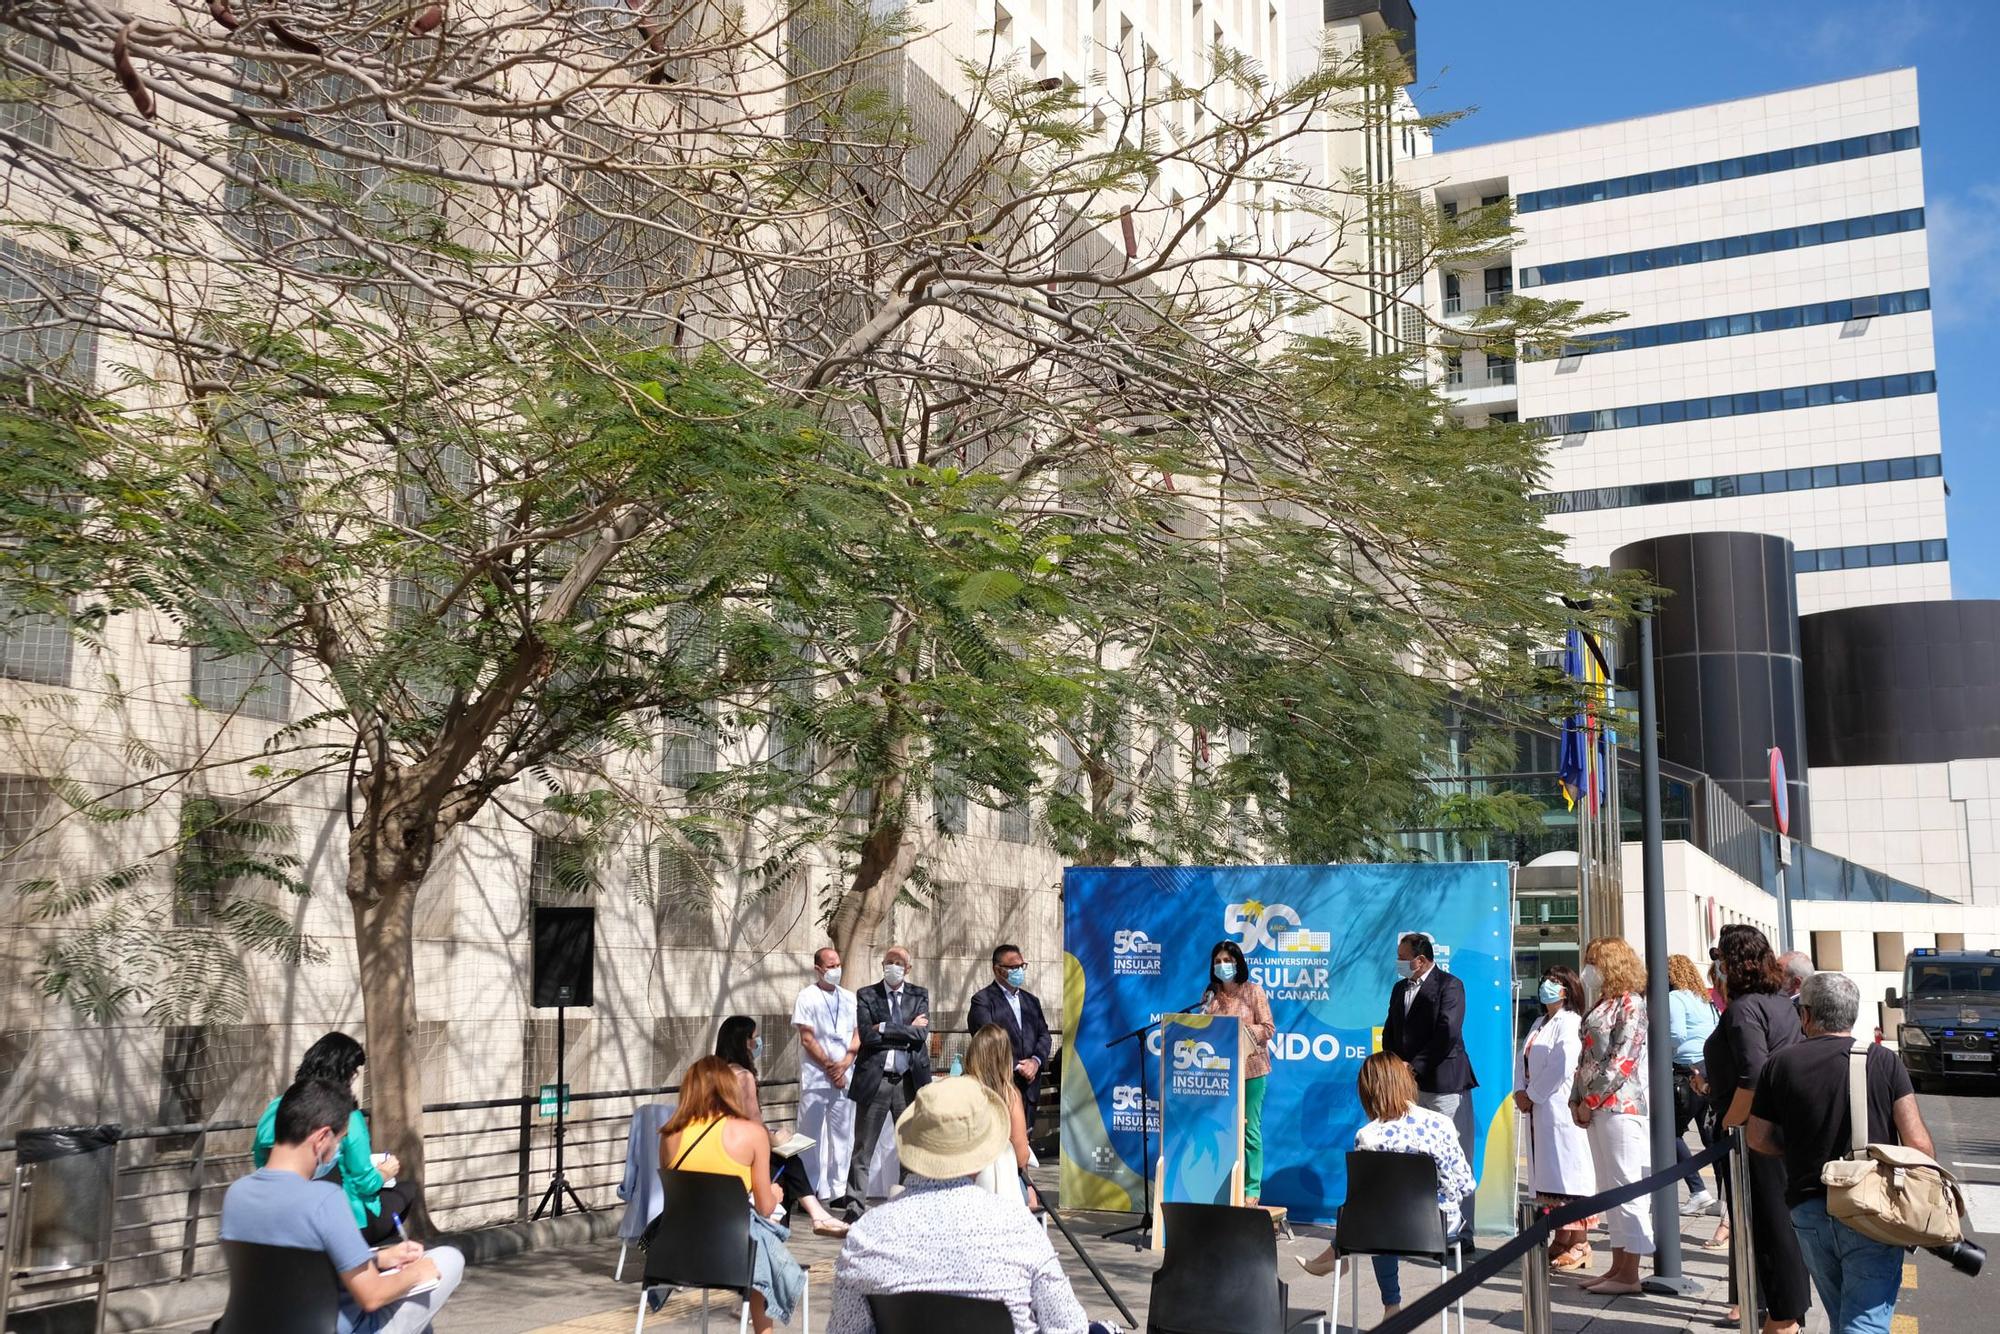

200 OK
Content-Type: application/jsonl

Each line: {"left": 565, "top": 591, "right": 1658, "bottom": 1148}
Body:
{"left": 253, "top": 1032, "right": 412, "bottom": 1242}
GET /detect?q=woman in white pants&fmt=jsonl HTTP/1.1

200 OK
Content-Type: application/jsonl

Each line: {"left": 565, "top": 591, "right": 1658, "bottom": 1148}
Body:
{"left": 1569, "top": 936, "right": 1653, "bottom": 1295}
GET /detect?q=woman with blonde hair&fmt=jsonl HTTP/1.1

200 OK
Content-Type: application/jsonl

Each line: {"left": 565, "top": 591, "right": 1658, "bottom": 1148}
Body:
{"left": 1569, "top": 937, "right": 1652, "bottom": 1294}
{"left": 1666, "top": 953, "right": 1719, "bottom": 1216}
{"left": 1297, "top": 1052, "right": 1473, "bottom": 1321}
{"left": 965, "top": 1023, "right": 1037, "bottom": 1209}
{"left": 659, "top": 1056, "right": 806, "bottom": 1332}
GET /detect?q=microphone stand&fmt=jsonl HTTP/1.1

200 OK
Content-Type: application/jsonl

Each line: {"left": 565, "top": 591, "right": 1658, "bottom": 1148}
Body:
{"left": 1103, "top": 999, "right": 1204, "bottom": 1248}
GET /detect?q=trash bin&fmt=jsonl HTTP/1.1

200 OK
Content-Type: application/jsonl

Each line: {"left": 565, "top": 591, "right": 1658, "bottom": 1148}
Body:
{"left": 11, "top": 1126, "right": 121, "bottom": 1273}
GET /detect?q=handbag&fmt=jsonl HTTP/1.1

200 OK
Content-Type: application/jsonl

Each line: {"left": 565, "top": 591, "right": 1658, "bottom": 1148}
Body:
{"left": 1820, "top": 1043, "right": 1964, "bottom": 1247}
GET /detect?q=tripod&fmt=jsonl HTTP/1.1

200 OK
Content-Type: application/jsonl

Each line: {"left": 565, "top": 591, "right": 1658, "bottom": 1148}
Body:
{"left": 531, "top": 1005, "right": 590, "bottom": 1219}
{"left": 1103, "top": 1015, "right": 1166, "bottom": 1247}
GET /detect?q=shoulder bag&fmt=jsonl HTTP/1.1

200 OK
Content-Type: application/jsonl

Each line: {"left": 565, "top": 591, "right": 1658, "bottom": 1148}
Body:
{"left": 1821, "top": 1043, "right": 1963, "bottom": 1247}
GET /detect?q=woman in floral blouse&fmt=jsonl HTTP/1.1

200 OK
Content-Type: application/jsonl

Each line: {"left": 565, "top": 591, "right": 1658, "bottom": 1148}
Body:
{"left": 1200, "top": 939, "right": 1276, "bottom": 1203}
{"left": 1569, "top": 936, "right": 1654, "bottom": 1294}
{"left": 1297, "top": 1052, "right": 1475, "bottom": 1317}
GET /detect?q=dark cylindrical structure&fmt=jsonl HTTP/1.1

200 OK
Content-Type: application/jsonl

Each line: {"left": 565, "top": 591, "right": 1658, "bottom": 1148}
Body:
{"left": 1611, "top": 532, "right": 1809, "bottom": 841}
{"left": 1801, "top": 600, "right": 2000, "bottom": 768}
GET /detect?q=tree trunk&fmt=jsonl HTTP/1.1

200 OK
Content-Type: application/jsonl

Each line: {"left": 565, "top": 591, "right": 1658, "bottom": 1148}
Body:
{"left": 829, "top": 733, "right": 918, "bottom": 966}
{"left": 352, "top": 883, "right": 430, "bottom": 1231}
{"left": 345, "top": 773, "right": 445, "bottom": 1233}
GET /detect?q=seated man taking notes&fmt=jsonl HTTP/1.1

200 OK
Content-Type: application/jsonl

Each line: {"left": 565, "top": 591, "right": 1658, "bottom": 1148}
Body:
{"left": 220, "top": 1078, "right": 465, "bottom": 1334}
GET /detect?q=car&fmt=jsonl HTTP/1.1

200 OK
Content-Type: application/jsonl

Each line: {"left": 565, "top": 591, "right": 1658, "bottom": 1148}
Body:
{"left": 1885, "top": 948, "right": 2000, "bottom": 1092}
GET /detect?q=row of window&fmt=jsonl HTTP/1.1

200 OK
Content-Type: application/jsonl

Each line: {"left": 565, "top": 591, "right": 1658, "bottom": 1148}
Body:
{"left": 1531, "top": 370, "right": 1937, "bottom": 436}
{"left": 1537, "top": 454, "right": 1942, "bottom": 515}
{"left": 1519, "top": 207, "right": 1926, "bottom": 289}
{"left": 1515, "top": 127, "right": 1920, "bottom": 214}
{"left": 1795, "top": 539, "right": 1948, "bottom": 575}
{"left": 1534, "top": 289, "right": 1930, "bottom": 361}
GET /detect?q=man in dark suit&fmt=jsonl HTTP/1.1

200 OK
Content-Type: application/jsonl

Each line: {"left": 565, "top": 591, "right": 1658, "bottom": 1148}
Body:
{"left": 846, "top": 944, "right": 931, "bottom": 1206}
{"left": 967, "top": 942, "right": 1053, "bottom": 1130}
{"left": 1383, "top": 931, "right": 1479, "bottom": 1243}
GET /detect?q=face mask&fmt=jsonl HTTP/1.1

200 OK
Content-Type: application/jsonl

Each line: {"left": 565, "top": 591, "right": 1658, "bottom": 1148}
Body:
{"left": 313, "top": 1135, "right": 341, "bottom": 1179}
{"left": 753, "top": 1036, "right": 765, "bottom": 1059}
{"left": 1538, "top": 979, "right": 1565, "bottom": 1006}
{"left": 1005, "top": 966, "right": 1027, "bottom": 989}
{"left": 1395, "top": 959, "right": 1415, "bottom": 981}
{"left": 1581, "top": 964, "right": 1602, "bottom": 998}
{"left": 820, "top": 966, "right": 842, "bottom": 988}
{"left": 882, "top": 963, "right": 906, "bottom": 987}
{"left": 1213, "top": 962, "right": 1238, "bottom": 984}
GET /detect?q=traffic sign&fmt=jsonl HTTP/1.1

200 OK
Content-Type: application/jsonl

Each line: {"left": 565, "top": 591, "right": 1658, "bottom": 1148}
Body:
{"left": 1768, "top": 747, "right": 1789, "bottom": 837}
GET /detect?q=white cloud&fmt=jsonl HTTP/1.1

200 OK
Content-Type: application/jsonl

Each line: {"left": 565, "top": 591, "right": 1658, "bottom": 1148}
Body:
{"left": 1926, "top": 183, "right": 2000, "bottom": 330}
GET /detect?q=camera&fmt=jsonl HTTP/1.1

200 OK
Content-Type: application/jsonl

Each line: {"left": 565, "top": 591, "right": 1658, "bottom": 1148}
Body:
{"left": 1925, "top": 1238, "right": 1985, "bottom": 1277}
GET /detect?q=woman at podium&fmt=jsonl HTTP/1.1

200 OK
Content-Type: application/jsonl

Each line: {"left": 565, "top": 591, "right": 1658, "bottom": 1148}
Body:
{"left": 1201, "top": 940, "right": 1276, "bottom": 1203}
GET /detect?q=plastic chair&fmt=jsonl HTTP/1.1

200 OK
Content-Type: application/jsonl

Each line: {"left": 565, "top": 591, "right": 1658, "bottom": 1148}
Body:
{"left": 213, "top": 1241, "right": 343, "bottom": 1334}
{"left": 1328, "top": 1151, "right": 1463, "bottom": 1334}
{"left": 631, "top": 1168, "right": 808, "bottom": 1334}
{"left": 1147, "top": 1202, "right": 1325, "bottom": 1334}
{"left": 867, "top": 1291, "right": 1014, "bottom": 1333}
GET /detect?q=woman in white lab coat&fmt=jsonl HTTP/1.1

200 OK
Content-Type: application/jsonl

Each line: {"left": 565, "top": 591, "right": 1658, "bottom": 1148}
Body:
{"left": 1514, "top": 965, "right": 1596, "bottom": 1270}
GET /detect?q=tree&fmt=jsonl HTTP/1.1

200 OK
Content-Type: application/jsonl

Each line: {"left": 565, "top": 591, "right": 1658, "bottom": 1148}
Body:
{"left": 1, "top": 0, "right": 1624, "bottom": 1208}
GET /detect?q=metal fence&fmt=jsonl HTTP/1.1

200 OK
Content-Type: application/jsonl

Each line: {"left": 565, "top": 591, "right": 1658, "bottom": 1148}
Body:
{"left": 0, "top": 1079, "right": 797, "bottom": 1304}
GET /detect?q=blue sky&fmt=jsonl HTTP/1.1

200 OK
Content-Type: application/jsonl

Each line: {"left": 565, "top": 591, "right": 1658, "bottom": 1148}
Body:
{"left": 1415, "top": 0, "right": 1998, "bottom": 596}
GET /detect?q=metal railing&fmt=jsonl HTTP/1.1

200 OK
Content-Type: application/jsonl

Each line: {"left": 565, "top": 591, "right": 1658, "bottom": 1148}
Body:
{"left": 1443, "top": 288, "right": 1512, "bottom": 315}
{"left": 0, "top": 1079, "right": 796, "bottom": 1305}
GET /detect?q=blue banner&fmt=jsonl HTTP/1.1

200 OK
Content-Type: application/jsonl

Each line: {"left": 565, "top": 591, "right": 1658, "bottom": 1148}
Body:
{"left": 1061, "top": 863, "right": 1516, "bottom": 1229}
{"left": 1157, "top": 1014, "right": 1243, "bottom": 1213}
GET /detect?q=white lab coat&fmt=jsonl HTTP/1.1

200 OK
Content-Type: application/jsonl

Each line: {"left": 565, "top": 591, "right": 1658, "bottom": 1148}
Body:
{"left": 1515, "top": 1010, "right": 1596, "bottom": 1197}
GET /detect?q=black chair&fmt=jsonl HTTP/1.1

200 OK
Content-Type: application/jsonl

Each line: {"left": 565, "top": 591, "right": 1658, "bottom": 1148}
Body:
{"left": 867, "top": 1291, "right": 1014, "bottom": 1333}
{"left": 1148, "top": 1202, "right": 1325, "bottom": 1334}
{"left": 1327, "top": 1151, "right": 1462, "bottom": 1334}
{"left": 213, "top": 1241, "right": 343, "bottom": 1334}
{"left": 634, "top": 1168, "right": 811, "bottom": 1334}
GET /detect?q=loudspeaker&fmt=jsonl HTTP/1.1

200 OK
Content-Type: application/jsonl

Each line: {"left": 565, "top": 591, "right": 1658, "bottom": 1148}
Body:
{"left": 532, "top": 905, "right": 595, "bottom": 1008}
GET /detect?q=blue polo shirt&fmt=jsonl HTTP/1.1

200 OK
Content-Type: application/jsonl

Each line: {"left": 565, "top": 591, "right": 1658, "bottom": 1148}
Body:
{"left": 219, "top": 1168, "right": 377, "bottom": 1334}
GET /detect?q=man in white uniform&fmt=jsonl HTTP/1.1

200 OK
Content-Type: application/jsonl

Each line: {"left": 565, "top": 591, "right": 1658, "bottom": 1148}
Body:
{"left": 793, "top": 945, "right": 860, "bottom": 1206}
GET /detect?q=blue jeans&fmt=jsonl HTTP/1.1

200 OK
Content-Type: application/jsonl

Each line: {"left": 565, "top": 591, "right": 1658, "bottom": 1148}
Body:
{"left": 1790, "top": 1197, "right": 1904, "bottom": 1334}
{"left": 1372, "top": 1255, "right": 1401, "bottom": 1305}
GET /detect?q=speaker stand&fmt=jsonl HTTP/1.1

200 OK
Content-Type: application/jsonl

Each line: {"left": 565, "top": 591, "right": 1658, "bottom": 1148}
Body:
{"left": 531, "top": 1005, "right": 590, "bottom": 1219}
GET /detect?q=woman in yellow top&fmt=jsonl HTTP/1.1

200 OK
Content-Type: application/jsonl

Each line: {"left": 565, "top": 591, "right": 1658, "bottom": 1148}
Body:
{"left": 659, "top": 1056, "right": 805, "bottom": 1332}
{"left": 1201, "top": 939, "right": 1276, "bottom": 1204}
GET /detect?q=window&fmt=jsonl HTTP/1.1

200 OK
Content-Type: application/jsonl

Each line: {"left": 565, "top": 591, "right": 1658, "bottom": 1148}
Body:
{"left": 662, "top": 701, "right": 719, "bottom": 789}
{"left": 1793, "top": 539, "right": 1946, "bottom": 576}
{"left": 1529, "top": 374, "right": 1937, "bottom": 436}
{"left": 1533, "top": 454, "right": 1942, "bottom": 515}
{"left": 0, "top": 237, "right": 100, "bottom": 389}
{"left": 0, "top": 30, "right": 60, "bottom": 152}
{"left": 172, "top": 795, "right": 295, "bottom": 926}
{"left": 529, "top": 833, "right": 597, "bottom": 904}
{"left": 991, "top": 800, "right": 1032, "bottom": 844}
{"left": 1519, "top": 210, "right": 1926, "bottom": 289}
{"left": 934, "top": 786, "right": 967, "bottom": 837}
{"left": 1516, "top": 126, "right": 1919, "bottom": 214}
{"left": 0, "top": 774, "right": 57, "bottom": 901}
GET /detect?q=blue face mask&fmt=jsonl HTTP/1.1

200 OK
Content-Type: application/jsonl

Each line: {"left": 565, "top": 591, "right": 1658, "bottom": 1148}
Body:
{"left": 1004, "top": 965, "right": 1027, "bottom": 989}
{"left": 1395, "top": 959, "right": 1415, "bottom": 981}
{"left": 1213, "top": 962, "right": 1238, "bottom": 983}
{"left": 753, "top": 1036, "right": 765, "bottom": 1060}
{"left": 1538, "top": 979, "right": 1565, "bottom": 1005}
{"left": 313, "top": 1136, "right": 342, "bottom": 1179}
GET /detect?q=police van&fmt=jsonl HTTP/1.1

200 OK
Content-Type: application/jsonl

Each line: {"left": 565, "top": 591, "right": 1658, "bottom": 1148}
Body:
{"left": 1885, "top": 947, "right": 2000, "bottom": 1090}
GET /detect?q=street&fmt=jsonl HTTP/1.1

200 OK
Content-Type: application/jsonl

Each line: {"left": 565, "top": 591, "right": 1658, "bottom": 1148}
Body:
{"left": 1897, "top": 1082, "right": 2000, "bottom": 1334}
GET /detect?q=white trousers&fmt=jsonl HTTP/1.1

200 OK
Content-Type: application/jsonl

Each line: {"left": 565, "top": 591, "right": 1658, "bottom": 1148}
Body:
{"left": 798, "top": 1086, "right": 857, "bottom": 1200}
{"left": 1587, "top": 1110, "right": 1655, "bottom": 1255}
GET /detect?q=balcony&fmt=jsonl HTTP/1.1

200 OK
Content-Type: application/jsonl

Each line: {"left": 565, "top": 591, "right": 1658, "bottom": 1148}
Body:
{"left": 1441, "top": 287, "right": 1512, "bottom": 318}
{"left": 1443, "top": 359, "right": 1518, "bottom": 410}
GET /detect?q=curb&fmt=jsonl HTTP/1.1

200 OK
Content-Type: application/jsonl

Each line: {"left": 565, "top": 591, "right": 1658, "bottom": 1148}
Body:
{"left": 8, "top": 1211, "right": 626, "bottom": 1333}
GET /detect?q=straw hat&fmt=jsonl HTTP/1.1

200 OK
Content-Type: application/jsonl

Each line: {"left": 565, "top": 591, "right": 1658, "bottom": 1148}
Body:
{"left": 894, "top": 1078, "right": 1010, "bottom": 1179}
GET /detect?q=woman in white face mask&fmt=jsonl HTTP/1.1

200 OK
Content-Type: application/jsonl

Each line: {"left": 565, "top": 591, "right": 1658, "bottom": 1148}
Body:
{"left": 1513, "top": 966, "right": 1596, "bottom": 1269}
{"left": 1200, "top": 939, "right": 1275, "bottom": 1204}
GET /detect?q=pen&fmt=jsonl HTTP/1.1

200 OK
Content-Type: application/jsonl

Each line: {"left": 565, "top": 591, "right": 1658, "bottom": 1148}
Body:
{"left": 393, "top": 1212, "right": 410, "bottom": 1243}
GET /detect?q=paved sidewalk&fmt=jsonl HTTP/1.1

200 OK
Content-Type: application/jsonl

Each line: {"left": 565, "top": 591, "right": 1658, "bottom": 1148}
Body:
{"left": 143, "top": 1180, "right": 1830, "bottom": 1333}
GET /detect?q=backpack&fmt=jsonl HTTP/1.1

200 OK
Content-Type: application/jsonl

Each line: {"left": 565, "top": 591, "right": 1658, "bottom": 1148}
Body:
{"left": 1820, "top": 1043, "right": 1964, "bottom": 1247}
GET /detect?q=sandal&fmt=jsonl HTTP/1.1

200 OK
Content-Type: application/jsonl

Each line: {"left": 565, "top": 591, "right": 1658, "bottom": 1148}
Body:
{"left": 1551, "top": 1243, "right": 1591, "bottom": 1271}
{"left": 1702, "top": 1226, "right": 1731, "bottom": 1251}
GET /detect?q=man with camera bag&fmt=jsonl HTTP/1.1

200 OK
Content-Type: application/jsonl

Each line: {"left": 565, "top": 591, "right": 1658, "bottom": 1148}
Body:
{"left": 1748, "top": 972, "right": 1946, "bottom": 1334}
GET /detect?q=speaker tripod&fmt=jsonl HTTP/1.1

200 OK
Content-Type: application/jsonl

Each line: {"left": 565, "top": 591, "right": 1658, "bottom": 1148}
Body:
{"left": 531, "top": 1005, "right": 590, "bottom": 1219}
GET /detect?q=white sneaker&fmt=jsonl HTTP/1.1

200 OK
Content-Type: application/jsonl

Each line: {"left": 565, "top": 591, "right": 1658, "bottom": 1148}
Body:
{"left": 1681, "top": 1190, "right": 1718, "bottom": 1216}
